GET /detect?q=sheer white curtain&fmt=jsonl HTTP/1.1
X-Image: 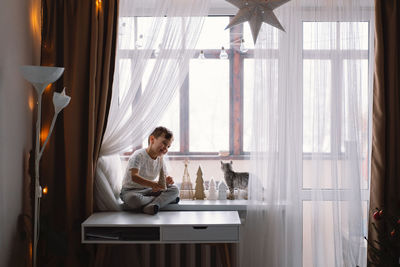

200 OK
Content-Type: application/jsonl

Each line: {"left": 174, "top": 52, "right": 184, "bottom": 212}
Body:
{"left": 100, "top": 0, "right": 210, "bottom": 156}
{"left": 242, "top": 0, "right": 374, "bottom": 266}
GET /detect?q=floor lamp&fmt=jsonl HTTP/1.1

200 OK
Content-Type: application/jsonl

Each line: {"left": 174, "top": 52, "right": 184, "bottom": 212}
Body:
{"left": 20, "top": 65, "right": 71, "bottom": 267}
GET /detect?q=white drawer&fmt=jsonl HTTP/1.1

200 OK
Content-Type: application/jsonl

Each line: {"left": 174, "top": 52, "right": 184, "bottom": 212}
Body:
{"left": 162, "top": 226, "right": 239, "bottom": 242}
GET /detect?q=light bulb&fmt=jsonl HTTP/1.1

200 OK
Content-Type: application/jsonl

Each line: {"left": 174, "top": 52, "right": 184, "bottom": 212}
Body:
{"left": 219, "top": 46, "right": 228, "bottom": 59}
{"left": 120, "top": 22, "right": 127, "bottom": 35}
{"left": 136, "top": 34, "right": 144, "bottom": 48}
{"left": 154, "top": 44, "right": 161, "bottom": 57}
{"left": 198, "top": 50, "right": 205, "bottom": 59}
{"left": 239, "top": 39, "right": 248, "bottom": 53}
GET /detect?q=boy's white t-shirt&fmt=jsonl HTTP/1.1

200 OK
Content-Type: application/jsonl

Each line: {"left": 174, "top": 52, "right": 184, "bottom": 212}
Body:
{"left": 122, "top": 148, "right": 167, "bottom": 190}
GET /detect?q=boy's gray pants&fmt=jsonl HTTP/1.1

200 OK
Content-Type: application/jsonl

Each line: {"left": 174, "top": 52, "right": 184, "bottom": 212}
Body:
{"left": 120, "top": 185, "right": 179, "bottom": 211}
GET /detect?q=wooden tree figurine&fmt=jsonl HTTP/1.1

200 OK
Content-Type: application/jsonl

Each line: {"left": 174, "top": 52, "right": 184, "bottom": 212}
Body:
{"left": 194, "top": 166, "right": 206, "bottom": 200}
{"left": 179, "top": 160, "right": 194, "bottom": 199}
{"left": 158, "top": 159, "right": 167, "bottom": 190}
{"left": 207, "top": 178, "right": 218, "bottom": 200}
{"left": 218, "top": 181, "right": 228, "bottom": 200}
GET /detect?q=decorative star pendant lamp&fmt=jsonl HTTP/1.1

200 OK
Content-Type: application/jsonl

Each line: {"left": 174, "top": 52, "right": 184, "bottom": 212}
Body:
{"left": 225, "top": 0, "right": 291, "bottom": 44}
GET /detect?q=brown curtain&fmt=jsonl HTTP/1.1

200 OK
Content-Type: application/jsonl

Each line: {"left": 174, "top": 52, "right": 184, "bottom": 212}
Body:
{"left": 93, "top": 243, "right": 239, "bottom": 267}
{"left": 368, "top": 0, "right": 400, "bottom": 265}
{"left": 38, "top": 0, "right": 118, "bottom": 266}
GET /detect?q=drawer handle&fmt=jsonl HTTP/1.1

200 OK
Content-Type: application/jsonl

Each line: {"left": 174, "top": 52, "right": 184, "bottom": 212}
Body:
{"left": 193, "top": 226, "right": 208, "bottom": 230}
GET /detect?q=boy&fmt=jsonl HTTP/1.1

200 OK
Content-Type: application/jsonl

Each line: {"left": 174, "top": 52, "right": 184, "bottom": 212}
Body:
{"left": 120, "top": 126, "right": 179, "bottom": 215}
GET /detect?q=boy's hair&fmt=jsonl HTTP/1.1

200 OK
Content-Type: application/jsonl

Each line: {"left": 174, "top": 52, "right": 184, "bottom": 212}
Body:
{"left": 148, "top": 126, "right": 173, "bottom": 144}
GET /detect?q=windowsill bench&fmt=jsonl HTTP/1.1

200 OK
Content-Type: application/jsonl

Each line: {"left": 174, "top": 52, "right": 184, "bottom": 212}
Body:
{"left": 82, "top": 210, "right": 241, "bottom": 244}
{"left": 82, "top": 201, "right": 247, "bottom": 244}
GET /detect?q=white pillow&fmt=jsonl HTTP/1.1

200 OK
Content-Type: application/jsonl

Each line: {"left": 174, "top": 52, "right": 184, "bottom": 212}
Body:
{"left": 94, "top": 166, "right": 122, "bottom": 211}
{"left": 96, "top": 155, "right": 124, "bottom": 199}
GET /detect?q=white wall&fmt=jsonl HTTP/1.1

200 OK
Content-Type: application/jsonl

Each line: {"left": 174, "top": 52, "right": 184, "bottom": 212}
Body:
{"left": 0, "top": 0, "right": 40, "bottom": 266}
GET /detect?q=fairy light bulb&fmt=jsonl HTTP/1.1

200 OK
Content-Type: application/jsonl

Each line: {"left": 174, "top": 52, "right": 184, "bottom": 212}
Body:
{"left": 154, "top": 44, "right": 161, "bottom": 57}
{"left": 136, "top": 34, "right": 144, "bottom": 48}
{"left": 198, "top": 50, "right": 205, "bottom": 59}
{"left": 239, "top": 39, "right": 248, "bottom": 53}
{"left": 219, "top": 46, "right": 228, "bottom": 59}
{"left": 120, "top": 22, "right": 127, "bottom": 35}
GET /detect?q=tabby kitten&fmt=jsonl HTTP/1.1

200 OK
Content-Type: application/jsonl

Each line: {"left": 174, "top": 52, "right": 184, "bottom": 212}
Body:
{"left": 220, "top": 161, "right": 249, "bottom": 200}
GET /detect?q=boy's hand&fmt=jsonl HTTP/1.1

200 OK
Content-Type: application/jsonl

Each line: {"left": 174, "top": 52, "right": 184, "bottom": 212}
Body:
{"left": 166, "top": 176, "right": 174, "bottom": 185}
{"left": 151, "top": 182, "right": 165, "bottom": 192}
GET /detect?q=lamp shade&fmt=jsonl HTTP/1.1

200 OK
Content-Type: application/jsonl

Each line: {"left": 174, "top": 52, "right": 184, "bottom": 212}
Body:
{"left": 53, "top": 88, "right": 71, "bottom": 113}
{"left": 20, "top": 65, "right": 64, "bottom": 95}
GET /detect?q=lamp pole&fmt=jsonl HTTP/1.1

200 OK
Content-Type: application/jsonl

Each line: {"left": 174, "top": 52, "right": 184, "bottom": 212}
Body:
{"left": 33, "top": 92, "right": 42, "bottom": 267}
{"left": 20, "top": 65, "right": 70, "bottom": 267}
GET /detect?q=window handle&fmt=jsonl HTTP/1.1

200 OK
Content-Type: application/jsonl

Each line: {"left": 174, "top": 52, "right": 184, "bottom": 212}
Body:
{"left": 193, "top": 226, "right": 208, "bottom": 229}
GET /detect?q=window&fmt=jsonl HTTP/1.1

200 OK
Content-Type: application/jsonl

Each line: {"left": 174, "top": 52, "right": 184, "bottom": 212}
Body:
{"left": 140, "top": 16, "right": 254, "bottom": 158}
{"left": 301, "top": 20, "right": 372, "bottom": 267}
{"left": 117, "top": 16, "right": 254, "bottom": 187}
{"left": 302, "top": 21, "right": 371, "bottom": 189}
{"left": 116, "top": 15, "right": 372, "bottom": 187}
{"left": 116, "top": 10, "right": 374, "bottom": 265}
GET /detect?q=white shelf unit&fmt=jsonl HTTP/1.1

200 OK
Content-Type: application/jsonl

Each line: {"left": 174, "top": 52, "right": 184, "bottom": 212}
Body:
{"left": 82, "top": 211, "right": 241, "bottom": 244}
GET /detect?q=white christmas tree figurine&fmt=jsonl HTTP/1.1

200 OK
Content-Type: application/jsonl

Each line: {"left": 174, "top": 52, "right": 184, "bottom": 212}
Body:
{"left": 194, "top": 166, "right": 206, "bottom": 200}
{"left": 179, "top": 160, "right": 194, "bottom": 199}
{"left": 207, "top": 178, "right": 218, "bottom": 200}
{"left": 218, "top": 181, "right": 228, "bottom": 200}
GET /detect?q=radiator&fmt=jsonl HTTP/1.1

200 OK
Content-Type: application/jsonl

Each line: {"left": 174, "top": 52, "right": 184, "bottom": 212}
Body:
{"left": 94, "top": 243, "right": 239, "bottom": 267}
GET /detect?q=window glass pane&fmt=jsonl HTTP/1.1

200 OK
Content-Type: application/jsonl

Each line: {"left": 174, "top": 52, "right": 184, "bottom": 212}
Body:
{"left": 342, "top": 59, "right": 369, "bottom": 189}
{"left": 189, "top": 59, "right": 229, "bottom": 152}
{"left": 243, "top": 59, "right": 254, "bottom": 152}
{"left": 244, "top": 59, "right": 279, "bottom": 152}
{"left": 141, "top": 59, "right": 156, "bottom": 92}
{"left": 340, "top": 22, "right": 369, "bottom": 50}
{"left": 137, "top": 17, "right": 166, "bottom": 50}
{"left": 140, "top": 58, "right": 180, "bottom": 151}
{"left": 303, "top": 158, "right": 359, "bottom": 189}
{"left": 303, "top": 201, "right": 335, "bottom": 267}
{"left": 119, "top": 17, "right": 136, "bottom": 49}
{"left": 141, "top": 58, "right": 155, "bottom": 150}
{"left": 303, "top": 201, "right": 368, "bottom": 267}
{"left": 303, "top": 159, "right": 333, "bottom": 189}
{"left": 157, "top": 93, "right": 180, "bottom": 152}
{"left": 303, "top": 60, "right": 332, "bottom": 153}
{"left": 303, "top": 22, "right": 336, "bottom": 50}
{"left": 167, "top": 159, "right": 250, "bottom": 185}
{"left": 118, "top": 59, "right": 132, "bottom": 104}
{"left": 244, "top": 24, "right": 278, "bottom": 49}
{"left": 243, "top": 23, "right": 255, "bottom": 50}
{"left": 196, "top": 17, "right": 230, "bottom": 49}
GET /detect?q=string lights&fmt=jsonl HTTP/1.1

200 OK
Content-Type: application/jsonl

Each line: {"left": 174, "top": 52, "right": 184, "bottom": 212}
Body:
{"left": 134, "top": 24, "right": 250, "bottom": 60}
{"left": 135, "top": 34, "right": 144, "bottom": 48}
{"left": 198, "top": 50, "right": 206, "bottom": 59}
{"left": 219, "top": 46, "right": 229, "bottom": 59}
